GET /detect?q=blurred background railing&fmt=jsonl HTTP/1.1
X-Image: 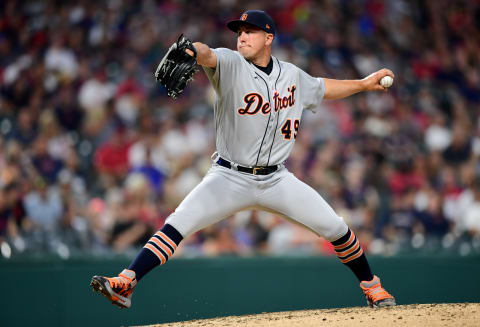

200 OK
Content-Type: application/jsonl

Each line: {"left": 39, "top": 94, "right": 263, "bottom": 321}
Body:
{"left": 1, "top": 255, "right": 479, "bottom": 327}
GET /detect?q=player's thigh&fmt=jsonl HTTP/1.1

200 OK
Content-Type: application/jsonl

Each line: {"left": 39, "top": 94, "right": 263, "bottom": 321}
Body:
{"left": 258, "top": 170, "right": 348, "bottom": 241}
{"left": 165, "top": 166, "right": 254, "bottom": 238}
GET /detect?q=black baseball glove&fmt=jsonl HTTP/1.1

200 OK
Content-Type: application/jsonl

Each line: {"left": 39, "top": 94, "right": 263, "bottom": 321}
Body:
{"left": 154, "top": 34, "right": 198, "bottom": 99}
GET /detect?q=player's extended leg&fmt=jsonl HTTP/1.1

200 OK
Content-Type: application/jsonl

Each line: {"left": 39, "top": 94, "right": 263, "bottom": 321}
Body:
{"left": 90, "top": 166, "right": 256, "bottom": 308}
{"left": 257, "top": 168, "right": 395, "bottom": 308}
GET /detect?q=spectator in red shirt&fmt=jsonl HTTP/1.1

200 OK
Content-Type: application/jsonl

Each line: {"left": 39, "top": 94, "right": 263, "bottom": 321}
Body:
{"left": 94, "top": 124, "right": 135, "bottom": 186}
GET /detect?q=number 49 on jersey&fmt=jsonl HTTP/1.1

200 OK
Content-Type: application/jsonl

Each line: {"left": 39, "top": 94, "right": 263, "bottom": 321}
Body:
{"left": 281, "top": 119, "right": 299, "bottom": 140}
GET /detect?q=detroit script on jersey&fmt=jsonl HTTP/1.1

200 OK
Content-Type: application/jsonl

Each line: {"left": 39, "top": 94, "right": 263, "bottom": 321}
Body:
{"left": 237, "top": 86, "right": 296, "bottom": 115}
{"left": 203, "top": 48, "right": 325, "bottom": 167}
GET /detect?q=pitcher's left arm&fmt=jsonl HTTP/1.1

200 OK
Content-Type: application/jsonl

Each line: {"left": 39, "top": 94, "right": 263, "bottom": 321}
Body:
{"left": 323, "top": 68, "right": 394, "bottom": 100}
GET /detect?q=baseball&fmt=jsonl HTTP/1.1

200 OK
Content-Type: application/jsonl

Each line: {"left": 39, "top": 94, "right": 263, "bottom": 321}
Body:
{"left": 380, "top": 75, "right": 393, "bottom": 88}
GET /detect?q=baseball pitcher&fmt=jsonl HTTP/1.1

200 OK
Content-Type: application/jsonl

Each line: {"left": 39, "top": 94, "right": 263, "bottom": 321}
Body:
{"left": 91, "top": 10, "right": 396, "bottom": 309}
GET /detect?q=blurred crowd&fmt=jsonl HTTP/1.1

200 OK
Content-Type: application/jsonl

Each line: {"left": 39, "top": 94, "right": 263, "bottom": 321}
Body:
{"left": 1, "top": 0, "right": 480, "bottom": 260}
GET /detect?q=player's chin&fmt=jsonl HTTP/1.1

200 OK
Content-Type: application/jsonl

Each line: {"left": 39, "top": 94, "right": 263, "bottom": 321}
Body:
{"left": 238, "top": 48, "right": 252, "bottom": 59}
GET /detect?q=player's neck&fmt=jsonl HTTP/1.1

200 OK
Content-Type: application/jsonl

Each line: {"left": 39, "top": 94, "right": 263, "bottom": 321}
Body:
{"left": 251, "top": 57, "right": 269, "bottom": 67}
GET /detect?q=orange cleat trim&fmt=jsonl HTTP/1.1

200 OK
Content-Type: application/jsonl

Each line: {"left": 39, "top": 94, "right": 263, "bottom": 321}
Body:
{"left": 360, "top": 275, "right": 395, "bottom": 305}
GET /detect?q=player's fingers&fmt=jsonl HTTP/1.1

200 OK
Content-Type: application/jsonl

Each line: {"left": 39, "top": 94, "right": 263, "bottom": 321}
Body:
{"left": 379, "top": 68, "right": 394, "bottom": 79}
{"left": 371, "top": 83, "right": 388, "bottom": 91}
{"left": 364, "top": 71, "right": 392, "bottom": 91}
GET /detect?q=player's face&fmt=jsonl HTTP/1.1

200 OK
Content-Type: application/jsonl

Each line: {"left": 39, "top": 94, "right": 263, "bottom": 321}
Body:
{"left": 237, "top": 25, "right": 273, "bottom": 60}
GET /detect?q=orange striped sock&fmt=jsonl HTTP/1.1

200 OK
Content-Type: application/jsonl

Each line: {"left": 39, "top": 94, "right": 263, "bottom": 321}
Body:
{"left": 332, "top": 229, "right": 364, "bottom": 263}
{"left": 129, "top": 224, "right": 183, "bottom": 281}
{"left": 331, "top": 228, "right": 373, "bottom": 282}
{"left": 143, "top": 230, "right": 178, "bottom": 264}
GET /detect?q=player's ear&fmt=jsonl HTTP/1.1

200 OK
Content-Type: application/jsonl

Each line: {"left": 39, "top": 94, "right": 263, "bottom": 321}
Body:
{"left": 265, "top": 33, "right": 274, "bottom": 46}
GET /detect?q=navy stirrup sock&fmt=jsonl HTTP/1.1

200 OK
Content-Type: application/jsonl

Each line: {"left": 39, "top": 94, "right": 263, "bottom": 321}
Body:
{"left": 128, "top": 224, "right": 183, "bottom": 281}
{"left": 331, "top": 228, "right": 374, "bottom": 282}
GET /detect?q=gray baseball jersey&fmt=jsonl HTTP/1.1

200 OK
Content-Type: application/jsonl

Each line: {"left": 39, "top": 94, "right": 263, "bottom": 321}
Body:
{"left": 203, "top": 48, "right": 325, "bottom": 167}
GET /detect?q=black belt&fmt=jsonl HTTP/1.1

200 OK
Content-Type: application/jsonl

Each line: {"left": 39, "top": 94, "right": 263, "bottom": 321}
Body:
{"left": 217, "top": 157, "right": 278, "bottom": 175}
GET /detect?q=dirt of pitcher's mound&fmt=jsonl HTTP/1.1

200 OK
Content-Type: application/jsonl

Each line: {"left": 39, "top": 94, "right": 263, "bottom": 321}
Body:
{"left": 137, "top": 303, "right": 480, "bottom": 327}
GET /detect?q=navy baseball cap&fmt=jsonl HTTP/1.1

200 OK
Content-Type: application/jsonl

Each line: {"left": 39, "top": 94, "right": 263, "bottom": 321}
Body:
{"left": 227, "top": 10, "right": 276, "bottom": 35}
